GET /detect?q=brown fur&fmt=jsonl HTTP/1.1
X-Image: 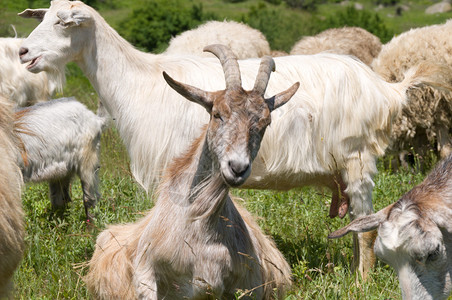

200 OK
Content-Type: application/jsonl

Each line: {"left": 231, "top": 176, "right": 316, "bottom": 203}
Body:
{"left": 0, "top": 95, "right": 25, "bottom": 296}
{"left": 85, "top": 48, "right": 295, "bottom": 299}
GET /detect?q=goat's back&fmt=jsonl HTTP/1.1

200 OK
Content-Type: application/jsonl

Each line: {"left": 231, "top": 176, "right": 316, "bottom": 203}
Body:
{"left": 16, "top": 97, "right": 104, "bottom": 182}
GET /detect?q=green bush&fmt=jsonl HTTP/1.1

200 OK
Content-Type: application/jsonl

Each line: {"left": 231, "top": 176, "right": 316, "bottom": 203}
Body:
{"left": 283, "top": 0, "right": 318, "bottom": 10}
{"left": 324, "top": 6, "right": 394, "bottom": 43}
{"left": 241, "top": 3, "right": 322, "bottom": 51}
{"left": 117, "top": 0, "right": 215, "bottom": 53}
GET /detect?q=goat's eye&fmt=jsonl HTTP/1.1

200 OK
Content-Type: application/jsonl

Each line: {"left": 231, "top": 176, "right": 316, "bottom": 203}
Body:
{"left": 55, "top": 20, "right": 68, "bottom": 28}
{"left": 426, "top": 245, "right": 441, "bottom": 262}
{"left": 213, "top": 112, "right": 222, "bottom": 121}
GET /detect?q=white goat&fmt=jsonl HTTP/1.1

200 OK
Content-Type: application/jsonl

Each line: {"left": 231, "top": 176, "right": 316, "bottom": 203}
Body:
{"left": 164, "top": 20, "right": 271, "bottom": 59}
{"left": 18, "top": 0, "right": 451, "bottom": 277}
{"left": 0, "top": 37, "right": 64, "bottom": 107}
{"left": 85, "top": 44, "right": 295, "bottom": 300}
{"left": 329, "top": 154, "right": 452, "bottom": 300}
{"left": 290, "top": 27, "right": 382, "bottom": 66}
{"left": 0, "top": 95, "right": 25, "bottom": 297}
{"left": 372, "top": 20, "right": 452, "bottom": 167}
{"left": 16, "top": 97, "right": 105, "bottom": 220}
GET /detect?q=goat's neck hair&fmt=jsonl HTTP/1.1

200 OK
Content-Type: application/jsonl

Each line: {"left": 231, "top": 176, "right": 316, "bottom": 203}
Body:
{"left": 74, "top": 4, "right": 157, "bottom": 120}
{"left": 159, "top": 127, "right": 229, "bottom": 224}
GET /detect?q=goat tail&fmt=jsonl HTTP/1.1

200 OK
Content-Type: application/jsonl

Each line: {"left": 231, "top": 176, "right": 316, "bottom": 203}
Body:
{"left": 84, "top": 224, "right": 139, "bottom": 300}
{"left": 395, "top": 61, "right": 452, "bottom": 105}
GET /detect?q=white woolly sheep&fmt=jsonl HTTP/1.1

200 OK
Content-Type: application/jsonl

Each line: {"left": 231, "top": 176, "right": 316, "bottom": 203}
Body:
{"left": 164, "top": 20, "right": 271, "bottom": 59}
{"left": 0, "top": 37, "right": 64, "bottom": 107}
{"left": 372, "top": 20, "right": 452, "bottom": 168}
{"left": 0, "top": 95, "right": 25, "bottom": 297}
{"left": 85, "top": 44, "right": 295, "bottom": 299}
{"left": 18, "top": 0, "right": 452, "bottom": 277}
{"left": 329, "top": 154, "right": 452, "bottom": 300}
{"left": 16, "top": 97, "right": 105, "bottom": 220}
{"left": 290, "top": 26, "right": 382, "bottom": 66}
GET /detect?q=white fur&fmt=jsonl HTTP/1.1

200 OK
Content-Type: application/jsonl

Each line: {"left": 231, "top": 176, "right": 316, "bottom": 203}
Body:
{"left": 331, "top": 154, "right": 452, "bottom": 299}
{"left": 16, "top": 97, "right": 105, "bottom": 219}
{"left": 0, "top": 37, "right": 64, "bottom": 107}
{"left": 165, "top": 20, "right": 271, "bottom": 59}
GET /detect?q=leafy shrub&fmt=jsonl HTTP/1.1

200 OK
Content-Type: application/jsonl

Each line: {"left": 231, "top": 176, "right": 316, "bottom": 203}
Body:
{"left": 241, "top": 3, "right": 322, "bottom": 51}
{"left": 323, "top": 6, "right": 394, "bottom": 43}
{"left": 374, "top": 0, "right": 400, "bottom": 7}
{"left": 283, "top": 0, "right": 318, "bottom": 10}
{"left": 117, "top": 0, "right": 215, "bottom": 53}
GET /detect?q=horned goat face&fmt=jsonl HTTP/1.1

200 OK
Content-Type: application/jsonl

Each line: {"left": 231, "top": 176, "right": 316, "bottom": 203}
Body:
{"left": 163, "top": 44, "right": 299, "bottom": 187}
{"left": 18, "top": 0, "right": 93, "bottom": 74}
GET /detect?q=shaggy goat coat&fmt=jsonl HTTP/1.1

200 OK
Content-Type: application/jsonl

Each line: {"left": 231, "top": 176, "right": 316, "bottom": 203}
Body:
{"left": 85, "top": 45, "right": 294, "bottom": 299}
{"left": 0, "top": 95, "right": 25, "bottom": 296}
{"left": 372, "top": 20, "right": 452, "bottom": 163}
{"left": 16, "top": 97, "right": 105, "bottom": 218}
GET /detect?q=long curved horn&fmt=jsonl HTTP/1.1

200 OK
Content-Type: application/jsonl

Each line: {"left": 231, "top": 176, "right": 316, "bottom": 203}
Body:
{"left": 253, "top": 56, "right": 275, "bottom": 96}
{"left": 203, "top": 44, "right": 241, "bottom": 90}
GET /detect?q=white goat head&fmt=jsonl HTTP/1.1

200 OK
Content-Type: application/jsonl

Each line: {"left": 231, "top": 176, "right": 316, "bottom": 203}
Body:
{"left": 329, "top": 155, "right": 452, "bottom": 300}
{"left": 163, "top": 44, "right": 299, "bottom": 187}
{"left": 18, "top": 0, "right": 93, "bottom": 74}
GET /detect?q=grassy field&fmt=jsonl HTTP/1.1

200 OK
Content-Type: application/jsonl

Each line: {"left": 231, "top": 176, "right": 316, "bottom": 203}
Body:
{"left": 2, "top": 0, "right": 450, "bottom": 298}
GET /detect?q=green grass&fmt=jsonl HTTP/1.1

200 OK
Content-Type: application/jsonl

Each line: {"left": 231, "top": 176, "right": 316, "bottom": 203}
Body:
{"left": 14, "top": 154, "right": 427, "bottom": 298}
{"left": 3, "top": 0, "right": 451, "bottom": 298}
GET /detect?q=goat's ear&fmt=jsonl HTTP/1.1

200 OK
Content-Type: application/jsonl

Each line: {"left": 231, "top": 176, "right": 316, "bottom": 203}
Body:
{"left": 328, "top": 204, "right": 393, "bottom": 239}
{"left": 328, "top": 206, "right": 391, "bottom": 239}
{"left": 18, "top": 9, "right": 48, "bottom": 20}
{"left": 163, "top": 72, "right": 213, "bottom": 112}
{"left": 265, "top": 82, "right": 299, "bottom": 112}
{"left": 56, "top": 9, "right": 91, "bottom": 27}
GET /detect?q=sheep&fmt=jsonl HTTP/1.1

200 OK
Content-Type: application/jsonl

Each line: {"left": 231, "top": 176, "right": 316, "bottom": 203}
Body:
{"left": 0, "top": 95, "right": 25, "bottom": 297}
{"left": 18, "top": 0, "right": 451, "bottom": 277}
{"left": 84, "top": 44, "right": 296, "bottom": 299}
{"left": 290, "top": 27, "right": 382, "bottom": 66}
{"left": 371, "top": 20, "right": 452, "bottom": 169}
{"left": 0, "top": 37, "right": 64, "bottom": 107}
{"left": 164, "top": 20, "right": 271, "bottom": 59}
{"left": 329, "top": 154, "right": 452, "bottom": 300}
{"left": 16, "top": 97, "right": 105, "bottom": 221}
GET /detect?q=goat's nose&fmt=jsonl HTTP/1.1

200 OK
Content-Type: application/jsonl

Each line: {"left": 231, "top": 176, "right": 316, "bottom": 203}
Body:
{"left": 19, "top": 47, "right": 28, "bottom": 57}
{"left": 229, "top": 160, "right": 250, "bottom": 177}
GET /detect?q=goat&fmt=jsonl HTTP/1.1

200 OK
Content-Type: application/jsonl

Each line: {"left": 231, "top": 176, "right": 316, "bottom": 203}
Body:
{"left": 84, "top": 44, "right": 296, "bottom": 299}
{"left": 18, "top": 0, "right": 451, "bottom": 277}
{"left": 372, "top": 20, "right": 452, "bottom": 169}
{"left": 0, "top": 37, "right": 64, "bottom": 107}
{"left": 329, "top": 154, "right": 452, "bottom": 300}
{"left": 16, "top": 97, "right": 105, "bottom": 220}
{"left": 164, "top": 20, "right": 271, "bottom": 59}
{"left": 0, "top": 95, "right": 25, "bottom": 296}
{"left": 290, "top": 27, "right": 382, "bottom": 66}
